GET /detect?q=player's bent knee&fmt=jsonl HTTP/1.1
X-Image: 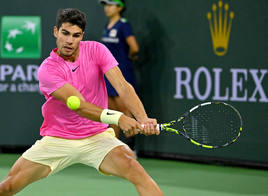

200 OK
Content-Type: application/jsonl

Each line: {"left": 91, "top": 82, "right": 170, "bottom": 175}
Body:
{"left": 122, "top": 158, "right": 146, "bottom": 183}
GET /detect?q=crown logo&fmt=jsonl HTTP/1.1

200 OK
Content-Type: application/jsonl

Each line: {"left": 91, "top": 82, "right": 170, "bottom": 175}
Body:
{"left": 207, "top": 1, "right": 234, "bottom": 56}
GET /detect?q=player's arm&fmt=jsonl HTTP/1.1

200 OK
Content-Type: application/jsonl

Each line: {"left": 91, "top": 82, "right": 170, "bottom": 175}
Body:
{"left": 126, "top": 35, "right": 139, "bottom": 61}
{"left": 51, "top": 83, "right": 142, "bottom": 131}
{"left": 51, "top": 83, "right": 101, "bottom": 122}
{"left": 105, "top": 66, "right": 160, "bottom": 135}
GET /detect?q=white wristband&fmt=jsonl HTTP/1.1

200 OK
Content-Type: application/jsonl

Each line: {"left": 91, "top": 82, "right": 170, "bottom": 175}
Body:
{"left": 100, "top": 109, "right": 123, "bottom": 126}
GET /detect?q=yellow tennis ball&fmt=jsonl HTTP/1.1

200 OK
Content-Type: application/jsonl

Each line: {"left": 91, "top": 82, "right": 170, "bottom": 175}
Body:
{"left": 66, "top": 96, "right": 80, "bottom": 110}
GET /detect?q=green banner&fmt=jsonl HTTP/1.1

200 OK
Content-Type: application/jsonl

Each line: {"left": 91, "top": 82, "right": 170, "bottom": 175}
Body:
{"left": 1, "top": 16, "right": 41, "bottom": 59}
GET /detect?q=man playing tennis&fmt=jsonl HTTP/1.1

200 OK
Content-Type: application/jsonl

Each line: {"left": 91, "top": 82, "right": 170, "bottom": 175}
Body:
{"left": 0, "top": 8, "right": 164, "bottom": 196}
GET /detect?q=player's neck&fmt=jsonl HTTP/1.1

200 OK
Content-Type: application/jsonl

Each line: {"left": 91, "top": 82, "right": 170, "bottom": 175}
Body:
{"left": 108, "top": 15, "right": 121, "bottom": 29}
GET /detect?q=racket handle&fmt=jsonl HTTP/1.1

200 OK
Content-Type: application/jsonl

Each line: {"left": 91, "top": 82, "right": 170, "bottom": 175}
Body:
{"left": 140, "top": 124, "right": 160, "bottom": 131}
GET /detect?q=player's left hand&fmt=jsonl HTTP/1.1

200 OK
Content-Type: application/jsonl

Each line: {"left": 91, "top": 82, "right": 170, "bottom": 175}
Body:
{"left": 140, "top": 118, "right": 160, "bottom": 136}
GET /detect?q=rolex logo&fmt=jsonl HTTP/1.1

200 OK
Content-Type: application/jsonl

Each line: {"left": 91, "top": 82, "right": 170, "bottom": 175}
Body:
{"left": 207, "top": 1, "right": 234, "bottom": 56}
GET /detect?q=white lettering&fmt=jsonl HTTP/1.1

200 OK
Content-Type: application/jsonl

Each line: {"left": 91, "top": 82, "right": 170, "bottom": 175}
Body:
{"left": 9, "top": 83, "right": 17, "bottom": 92}
{"left": 174, "top": 66, "right": 268, "bottom": 103}
{"left": 230, "top": 69, "right": 248, "bottom": 102}
{"left": 17, "top": 83, "right": 40, "bottom": 92}
{"left": 27, "top": 65, "right": 39, "bottom": 81}
{"left": 11, "top": 65, "right": 26, "bottom": 81}
{"left": 0, "top": 65, "right": 13, "bottom": 81}
{"left": 101, "top": 37, "right": 119, "bottom": 43}
{"left": 212, "top": 68, "right": 229, "bottom": 101}
{"left": 0, "top": 64, "right": 39, "bottom": 82}
{"left": 174, "top": 67, "right": 193, "bottom": 99}
{"left": 249, "top": 69, "right": 268, "bottom": 102}
{"left": 0, "top": 83, "right": 9, "bottom": 92}
{"left": 193, "top": 67, "right": 212, "bottom": 101}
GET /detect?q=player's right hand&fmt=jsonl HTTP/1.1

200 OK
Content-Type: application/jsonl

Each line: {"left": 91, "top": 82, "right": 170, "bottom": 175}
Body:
{"left": 118, "top": 115, "right": 142, "bottom": 136}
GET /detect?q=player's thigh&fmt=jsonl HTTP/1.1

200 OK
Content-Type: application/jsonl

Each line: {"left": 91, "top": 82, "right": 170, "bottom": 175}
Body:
{"left": 99, "top": 145, "right": 141, "bottom": 178}
{"left": 6, "top": 156, "right": 51, "bottom": 187}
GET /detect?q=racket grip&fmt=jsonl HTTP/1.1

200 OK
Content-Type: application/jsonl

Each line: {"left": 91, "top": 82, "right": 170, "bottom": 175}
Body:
{"left": 139, "top": 124, "right": 160, "bottom": 131}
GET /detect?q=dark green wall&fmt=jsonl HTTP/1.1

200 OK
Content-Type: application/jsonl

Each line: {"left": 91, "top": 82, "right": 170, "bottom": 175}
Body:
{"left": 0, "top": 0, "right": 267, "bottom": 164}
{"left": 131, "top": 0, "right": 268, "bottom": 164}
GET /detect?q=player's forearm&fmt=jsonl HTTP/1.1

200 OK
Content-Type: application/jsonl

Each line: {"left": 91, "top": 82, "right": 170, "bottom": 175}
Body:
{"left": 76, "top": 100, "right": 103, "bottom": 122}
{"left": 118, "top": 82, "right": 148, "bottom": 122}
{"left": 51, "top": 83, "right": 121, "bottom": 124}
{"left": 76, "top": 100, "right": 123, "bottom": 127}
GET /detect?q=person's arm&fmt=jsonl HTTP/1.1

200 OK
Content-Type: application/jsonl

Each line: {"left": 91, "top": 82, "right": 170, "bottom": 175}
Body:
{"left": 105, "top": 66, "right": 160, "bottom": 135}
{"left": 126, "top": 35, "right": 139, "bottom": 61}
{"left": 51, "top": 83, "right": 142, "bottom": 132}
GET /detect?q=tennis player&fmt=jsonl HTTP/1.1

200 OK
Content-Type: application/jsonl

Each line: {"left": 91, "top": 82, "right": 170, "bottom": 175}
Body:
{"left": 0, "top": 8, "right": 164, "bottom": 196}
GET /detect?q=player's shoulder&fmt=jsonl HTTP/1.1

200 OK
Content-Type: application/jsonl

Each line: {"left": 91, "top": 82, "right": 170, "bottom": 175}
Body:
{"left": 38, "top": 54, "right": 63, "bottom": 77}
{"left": 81, "top": 40, "right": 108, "bottom": 52}
{"left": 120, "top": 18, "right": 129, "bottom": 23}
{"left": 81, "top": 40, "right": 104, "bottom": 47}
{"left": 38, "top": 58, "right": 53, "bottom": 80}
{"left": 118, "top": 18, "right": 132, "bottom": 29}
{"left": 40, "top": 55, "right": 59, "bottom": 68}
{"left": 39, "top": 57, "right": 54, "bottom": 71}
{"left": 40, "top": 48, "right": 63, "bottom": 67}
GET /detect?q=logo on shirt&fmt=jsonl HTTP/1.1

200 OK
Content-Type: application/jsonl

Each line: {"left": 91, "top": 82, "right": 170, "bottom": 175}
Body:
{"left": 109, "top": 29, "right": 118, "bottom": 38}
{"left": 1, "top": 16, "right": 41, "bottom": 58}
{"left": 72, "top": 65, "right": 80, "bottom": 72}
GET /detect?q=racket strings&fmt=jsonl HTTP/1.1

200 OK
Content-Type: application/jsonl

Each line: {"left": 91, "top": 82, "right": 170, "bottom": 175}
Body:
{"left": 183, "top": 103, "right": 242, "bottom": 147}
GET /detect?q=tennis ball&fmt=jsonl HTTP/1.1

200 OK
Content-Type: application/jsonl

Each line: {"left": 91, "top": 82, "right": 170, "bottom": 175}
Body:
{"left": 66, "top": 96, "right": 80, "bottom": 110}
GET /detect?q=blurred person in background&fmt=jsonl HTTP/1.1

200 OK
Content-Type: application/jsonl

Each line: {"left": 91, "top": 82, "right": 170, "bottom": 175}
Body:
{"left": 99, "top": 0, "right": 139, "bottom": 148}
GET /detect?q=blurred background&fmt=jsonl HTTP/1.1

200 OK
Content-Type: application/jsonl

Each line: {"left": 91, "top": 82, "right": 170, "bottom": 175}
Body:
{"left": 0, "top": 0, "right": 268, "bottom": 195}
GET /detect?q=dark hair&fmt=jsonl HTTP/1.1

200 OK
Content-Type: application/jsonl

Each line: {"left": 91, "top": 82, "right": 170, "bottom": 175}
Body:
{"left": 56, "top": 8, "right": 86, "bottom": 31}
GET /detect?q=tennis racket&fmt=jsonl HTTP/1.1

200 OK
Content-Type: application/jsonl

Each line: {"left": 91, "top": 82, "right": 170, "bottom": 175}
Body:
{"left": 154, "top": 102, "right": 243, "bottom": 149}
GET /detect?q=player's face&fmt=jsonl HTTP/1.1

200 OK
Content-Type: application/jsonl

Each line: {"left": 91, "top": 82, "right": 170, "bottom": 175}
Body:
{"left": 54, "top": 22, "right": 84, "bottom": 61}
{"left": 104, "top": 4, "right": 122, "bottom": 18}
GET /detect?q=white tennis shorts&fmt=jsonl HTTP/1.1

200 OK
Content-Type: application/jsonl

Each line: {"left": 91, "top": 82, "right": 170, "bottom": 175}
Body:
{"left": 22, "top": 128, "right": 126, "bottom": 175}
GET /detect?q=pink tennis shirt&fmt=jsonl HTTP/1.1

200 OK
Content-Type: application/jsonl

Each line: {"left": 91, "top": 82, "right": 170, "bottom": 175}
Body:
{"left": 38, "top": 41, "right": 118, "bottom": 139}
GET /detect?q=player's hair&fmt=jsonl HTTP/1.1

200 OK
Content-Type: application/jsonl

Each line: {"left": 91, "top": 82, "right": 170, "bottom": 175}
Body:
{"left": 56, "top": 8, "right": 86, "bottom": 31}
{"left": 119, "top": 0, "right": 126, "bottom": 16}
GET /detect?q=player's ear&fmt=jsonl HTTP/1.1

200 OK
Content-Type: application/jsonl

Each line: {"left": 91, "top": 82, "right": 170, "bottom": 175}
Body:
{"left": 118, "top": 6, "right": 123, "bottom": 12}
{"left": 81, "top": 31, "right": 85, "bottom": 40}
{"left": 53, "top": 26, "right": 58, "bottom": 38}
